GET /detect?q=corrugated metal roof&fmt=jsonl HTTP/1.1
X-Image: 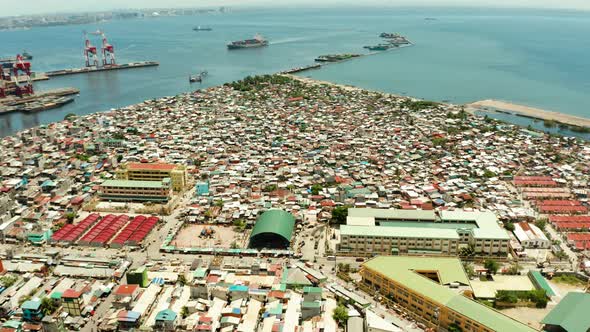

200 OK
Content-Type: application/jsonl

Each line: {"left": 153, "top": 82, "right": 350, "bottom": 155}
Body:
{"left": 541, "top": 292, "right": 590, "bottom": 332}
{"left": 249, "top": 210, "right": 295, "bottom": 243}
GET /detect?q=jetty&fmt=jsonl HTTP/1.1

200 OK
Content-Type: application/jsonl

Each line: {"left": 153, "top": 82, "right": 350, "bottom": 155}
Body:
{"left": 280, "top": 64, "right": 322, "bottom": 74}
{"left": 0, "top": 87, "right": 79, "bottom": 114}
{"left": 44, "top": 61, "right": 159, "bottom": 77}
{"left": 466, "top": 99, "right": 590, "bottom": 129}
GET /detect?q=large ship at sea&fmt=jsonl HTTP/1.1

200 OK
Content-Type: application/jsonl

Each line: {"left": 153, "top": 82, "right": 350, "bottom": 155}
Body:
{"left": 227, "top": 34, "right": 268, "bottom": 50}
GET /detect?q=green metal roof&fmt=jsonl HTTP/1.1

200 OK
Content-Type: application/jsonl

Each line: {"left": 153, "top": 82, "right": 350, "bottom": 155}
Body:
{"left": 341, "top": 225, "right": 460, "bottom": 239}
{"left": 101, "top": 179, "right": 168, "bottom": 189}
{"left": 541, "top": 292, "right": 590, "bottom": 332}
{"left": 363, "top": 256, "right": 536, "bottom": 332}
{"left": 155, "top": 309, "right": 177, "bottom": 321}
{"left": 529, "top": 271, "right": 556, "bottom": 297}
{"left": 21, "top": 299, "right": 41, "bottom": 310}
{"left": 250, "top": 210, "right": 295, "bottom": 243}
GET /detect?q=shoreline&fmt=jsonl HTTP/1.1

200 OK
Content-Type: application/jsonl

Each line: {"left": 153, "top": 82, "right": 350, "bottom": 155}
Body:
{"left": 465, "top": 99, "right": 590, "bottom": 129}
{"left": 290, "top": 75, "right": 590, "bottom": 131}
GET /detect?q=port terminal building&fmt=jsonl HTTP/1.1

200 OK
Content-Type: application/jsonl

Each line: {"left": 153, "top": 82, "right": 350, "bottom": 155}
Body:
{"left": 116, "top": 162, "right": 187, "bottom": 191}
{"left": 361, "top": 256, "right": 537, "bottom": 332}
{"left": 338, "top": 209, "right": 510, "bottom": 257}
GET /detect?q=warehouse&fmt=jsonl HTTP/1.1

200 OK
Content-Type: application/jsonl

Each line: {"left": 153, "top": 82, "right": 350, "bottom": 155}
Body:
{"left": 248, "top": 210, "right": 295, "bottom": 249}
{"left": 513, "top": 222, "right": 551, "bottom": 249}
{"left": 339, "top": 209, "right": 510, "bottom": 256}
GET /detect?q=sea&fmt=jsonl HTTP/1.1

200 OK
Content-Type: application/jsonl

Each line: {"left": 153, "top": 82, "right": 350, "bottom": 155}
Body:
{"left": 2, "top": 7, "right": 590, "bottom": 138}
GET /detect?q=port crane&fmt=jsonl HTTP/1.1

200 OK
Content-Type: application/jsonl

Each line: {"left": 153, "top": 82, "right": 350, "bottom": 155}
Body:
{"left": 12, "top": 54, "right": 33, "bottom": 96}
{"left": 83, "top": 31, "right": 99, "bottom": 67}
{"left": 89, "top": 30, "right": 116, "bottom": 66}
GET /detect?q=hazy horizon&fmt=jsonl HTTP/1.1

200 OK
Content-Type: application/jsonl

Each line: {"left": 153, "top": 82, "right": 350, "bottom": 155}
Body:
{"left": 2, "top": 0, "right": 590, "bottom": 17}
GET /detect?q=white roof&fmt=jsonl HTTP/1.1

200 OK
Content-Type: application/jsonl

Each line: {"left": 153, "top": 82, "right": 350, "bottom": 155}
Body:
{"left": 365, "top": 310, "right": 402, "bottom": 332}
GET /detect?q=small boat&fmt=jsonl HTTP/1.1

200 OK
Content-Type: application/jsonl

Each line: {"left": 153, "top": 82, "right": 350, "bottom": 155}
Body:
{"left": 189, "top": 71, "right": 208, "bottom": 83}
{"left": 193, "top": 26, "right": 212, "bottom": 31}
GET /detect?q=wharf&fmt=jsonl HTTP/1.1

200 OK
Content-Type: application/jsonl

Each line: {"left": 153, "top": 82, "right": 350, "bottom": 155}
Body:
{"left": 280, "top": 64, "right": 322, "bottom": 74}
{"left": 0, "top": 87, "right": 79, "bottom": 114}
{"left": 44, "top": 61, "right": 159, "bottom": 77}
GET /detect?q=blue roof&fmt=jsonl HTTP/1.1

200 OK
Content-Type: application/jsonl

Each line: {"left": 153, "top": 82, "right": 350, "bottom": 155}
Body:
{"left": 156, "top": 309, "right": 177, "bottom": 321}
{"left": 22, "top": 299, "right": 41, "bottom": 310}
{"left": 229, "top": 285, "right": 249, "bottom": 292}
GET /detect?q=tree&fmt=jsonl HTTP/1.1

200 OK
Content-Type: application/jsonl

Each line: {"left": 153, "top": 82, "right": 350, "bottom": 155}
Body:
{"left": 40, "top": 297, "right": 58, "bottom": 315}
{"left": 503, "top": 222, "right": 515, "bottom": 232}
{"left": 178, "top": 274, "right": 187, "bottom": 286}
{"left": 448, "top": 323, "right": 463, "bottom": 332}
{"left": 332, "top": 305, "right": 348, "bottom": 326}
{"left": 180, "top": 306, "right": 189, "bottom": 319}
{"left": 535, "top": 219, "right": 547, "bottom": 230}
{"left": 484, "top": 259, "right": 499, "bottom": 275}
{"left": 310, "top": 184, "right": 323, "bottom": 195}
{"left": 331, "top": 206, "right": 350, "bottom": 225}
{"left": 506, "top": 263, "right": 522, "bottom": 275}
{"left": 64, "top": 212, "right": 76, "bottom": 223}
{"left": 462, "top": 262, "right": 476, "bottom": 279}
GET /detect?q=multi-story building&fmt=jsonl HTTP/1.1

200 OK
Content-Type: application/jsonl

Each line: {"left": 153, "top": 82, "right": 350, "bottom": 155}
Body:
{"left": 116, "top": 162, "right": 187, "bottom": 191}
{"left": 61, "top": 289, "right": 83, "bottom": 316}
{"left": 98, "top": 179, "right": 172, "bottom": 202}
{"left": 339, "top": 209, "right": 510, "bottom": 257}
{"left": 361, "top": 256, "right": 536, "bottom": 332}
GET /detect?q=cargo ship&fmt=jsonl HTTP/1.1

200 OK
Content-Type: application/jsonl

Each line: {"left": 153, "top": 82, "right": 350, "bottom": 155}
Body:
{"left": 363, "top": 44, "right": 395, "bottom": 51}
{"left": 193, "top": 26, "right": 212, "bottom": 31}
{"left": 227, "top": 34, "right": 268, "bottom": 50}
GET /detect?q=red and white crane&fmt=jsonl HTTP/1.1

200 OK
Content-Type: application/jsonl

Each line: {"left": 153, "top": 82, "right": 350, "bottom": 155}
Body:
{"left": 99, "top": 30, "right": 116, "bottom": 66}
{"left": 83, "top": 31, "right": 99, "bottom": 67}
{"left": 12, "top": 54, "right": 33, "bottom": 96}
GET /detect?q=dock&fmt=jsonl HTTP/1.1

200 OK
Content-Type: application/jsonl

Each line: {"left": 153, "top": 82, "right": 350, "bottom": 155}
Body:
{"left": 280, "top": 64, "right": 322, "bottom": 74}
{"left": 0, "top": 87, "right": 79, "bottom": 115}
{"left": 44, "top": 61, "right": 159, "bottom": 77}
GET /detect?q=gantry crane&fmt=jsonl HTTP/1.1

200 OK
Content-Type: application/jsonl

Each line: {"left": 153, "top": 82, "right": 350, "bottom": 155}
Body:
{"left": 83, "top": 31, "right": 99, "bottom": 67}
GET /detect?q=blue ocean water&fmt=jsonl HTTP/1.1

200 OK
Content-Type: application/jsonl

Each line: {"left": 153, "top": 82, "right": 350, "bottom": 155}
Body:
{"left": 1, "top": 7, "right": 590, "bottom": 137}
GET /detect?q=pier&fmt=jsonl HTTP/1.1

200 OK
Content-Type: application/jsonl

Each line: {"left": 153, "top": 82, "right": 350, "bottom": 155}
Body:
{"left": 0, "top": 87, "right": 79, "bottom": 115}
{"left": 44, "top": 61, "right": 159, "bottom": 77}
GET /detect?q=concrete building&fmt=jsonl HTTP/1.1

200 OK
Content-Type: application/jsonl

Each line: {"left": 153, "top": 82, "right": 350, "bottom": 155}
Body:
{"left": 98, "top": 179, "right": 172, "bottom": 202}
{"left": 21, "top": 300, "right": 43, "bottom": 322}
{"left": 127, "top": 267, "right": 149, "bottom": 287}
{"left": 61, "top": 289, "right": 83, "bottom": 316}
{"left": 513, "top": 222, "right": 551, "bottom": 249}
{"left": 154, "top": 309, "right": 177, "bottom": 332}
{"left": 361, "top": 256, "right": 536, "bottom": 332}
{"left": 339, "top": 209, "right": 510, "bottom": 257}
{"left": 116, "top": 162, "right": 187, "bottom": 191}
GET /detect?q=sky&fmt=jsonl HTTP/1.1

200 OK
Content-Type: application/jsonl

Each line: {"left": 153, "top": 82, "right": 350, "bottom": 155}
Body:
{"left": 4, "top": 0, "right": 590, "bottom": 16}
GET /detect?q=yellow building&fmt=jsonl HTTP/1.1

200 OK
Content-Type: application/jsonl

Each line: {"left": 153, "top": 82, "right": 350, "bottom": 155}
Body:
{"left": 116, "top": 162, "right": 187, "bottom": 191}
{"left": 99, "top": 179, "right": 172, "bottom": 202}
{"left": 360, "top": 256, "right": 536, "bottom": 332}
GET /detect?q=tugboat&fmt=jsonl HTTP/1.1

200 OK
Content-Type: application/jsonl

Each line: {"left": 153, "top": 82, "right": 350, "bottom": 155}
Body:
{"left": 193, "top": 26, "right": 212, "bottom": 31}
{"left": 227, "top": 34, "right": 268, "bottom": 50}
{"left": 189, "top": 71, "right": 208, "bottom": 83}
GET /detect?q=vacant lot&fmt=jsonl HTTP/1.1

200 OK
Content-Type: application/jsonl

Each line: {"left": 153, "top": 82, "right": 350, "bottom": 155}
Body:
{"left": 172, "top": 224, "right": 249, "bottom": 249}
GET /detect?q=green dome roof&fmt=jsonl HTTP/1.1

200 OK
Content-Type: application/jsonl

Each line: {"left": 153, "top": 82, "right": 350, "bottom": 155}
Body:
{"left": 249, "top": 210, "right": 295, "bottom": 249}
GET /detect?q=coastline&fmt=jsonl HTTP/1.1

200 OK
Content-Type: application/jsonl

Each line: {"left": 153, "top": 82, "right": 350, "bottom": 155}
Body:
{"left": 465, "top": 99, "right": 590, "bottom": 129}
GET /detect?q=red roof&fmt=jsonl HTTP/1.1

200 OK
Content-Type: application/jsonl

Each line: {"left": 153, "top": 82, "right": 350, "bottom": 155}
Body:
{"left": 127, "top": 163, "right": 176, "bottom": 171}
{"left": 115, "top": 284, "right": 139, "bottom": 296}
{"left": 62, "top": 289, "right": 82, "bottom": 299}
